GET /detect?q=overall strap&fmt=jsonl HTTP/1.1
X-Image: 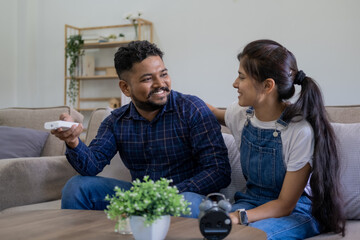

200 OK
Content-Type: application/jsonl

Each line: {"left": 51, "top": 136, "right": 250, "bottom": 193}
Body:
{"left": 246, "top": 106, "right": 288, "bottom": 126}
{"left": 276, "top": 108, "right": 290, "bottom": 128}
{"left": 245, "top": 106, "right": 289, "bottom": 138}
{"left": 244, "top": 107, "right": 254, "bottom": 126}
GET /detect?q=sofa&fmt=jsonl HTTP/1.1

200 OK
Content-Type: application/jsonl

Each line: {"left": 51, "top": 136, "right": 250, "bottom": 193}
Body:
{"left": 1, "top": 105, "right": 359, "bottom": 239}
{"left": 0, "top": 106, "right": 83, "bottom": 211}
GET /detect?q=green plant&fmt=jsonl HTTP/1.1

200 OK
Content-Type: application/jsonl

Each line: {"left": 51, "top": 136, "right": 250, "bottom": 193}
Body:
{"left": 124, "top": 11, "right": 142, "bottom": 39}
{"left": 107, "top": 34, "right": 117, "bottom": 40}
{"left": 118, "top": 33, "right": 125, "bottom": 38}
{"left": 105, "top": 176, "right": 191, "bottom": 228}
{"left": 65, "top": 34, "right": 84, "bottom": 106}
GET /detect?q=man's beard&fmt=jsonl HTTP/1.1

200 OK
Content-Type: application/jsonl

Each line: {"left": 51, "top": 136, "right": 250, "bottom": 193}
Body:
{"left": 131, "top": 87, "right": 170, "bottom": 112}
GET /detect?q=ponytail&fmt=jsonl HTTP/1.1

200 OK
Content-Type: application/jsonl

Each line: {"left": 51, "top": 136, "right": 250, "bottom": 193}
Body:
{"left": 284, "top": 76, "right": 346, "bottom": 235}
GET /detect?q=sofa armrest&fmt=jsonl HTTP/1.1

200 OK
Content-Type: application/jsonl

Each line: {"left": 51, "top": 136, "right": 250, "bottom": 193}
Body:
{"left": 0, "top": 156, "right": 77, "bottom": 211}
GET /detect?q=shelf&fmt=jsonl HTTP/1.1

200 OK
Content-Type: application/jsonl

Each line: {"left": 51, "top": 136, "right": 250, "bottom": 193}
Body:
{"left": 64, "top": 20, "right": 153, "bottom": 112}
{"left": 76, "top": 108, "right": 97, "bottom": 112}
{"left": 79, "top": 97, "right": 117, "bottom": 102}
{"left": 66, "top": 75, "right": 118, "bottom": 80}
{"left": 83, "top": 41, "right": 131, "bottom": 49}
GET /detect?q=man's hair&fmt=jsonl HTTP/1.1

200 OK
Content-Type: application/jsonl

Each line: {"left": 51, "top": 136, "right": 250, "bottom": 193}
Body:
{"left": 114, "top": 40, "right": 164, "bottom": 80}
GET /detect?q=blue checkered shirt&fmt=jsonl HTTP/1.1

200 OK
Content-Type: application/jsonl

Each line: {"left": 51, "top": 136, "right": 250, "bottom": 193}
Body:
{"left": 66, "top": 90, "right": 231, "bottom": 195}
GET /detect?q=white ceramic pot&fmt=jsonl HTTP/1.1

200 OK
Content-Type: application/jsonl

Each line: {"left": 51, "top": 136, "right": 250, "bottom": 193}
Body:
{"left": 130, "top": 215, "right": 170, "bottom": 240}
{"left": 117, "top": 36, "right": 125, "bottom": 42}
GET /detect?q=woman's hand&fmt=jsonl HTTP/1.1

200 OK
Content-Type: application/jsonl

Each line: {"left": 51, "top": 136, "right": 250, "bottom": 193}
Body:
{"left": 229, "top": 211, "right": 240, "bottom": 224}
{"left": 206, "top": 103, "right": 226, "bottom": 126}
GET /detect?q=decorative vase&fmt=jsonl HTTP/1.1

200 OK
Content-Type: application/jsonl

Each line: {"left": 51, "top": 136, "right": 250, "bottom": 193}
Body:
{"left": 130, "top": 215, "right": 170, "bottom": 240}
{"left": 117, "top": 36, "right": 125, "bottom": 42}
{"left": 133, "top": 21, "right": 139, "bottom": 40}
{"left": 116, "top": 217, "right": 132, "bottom": 235}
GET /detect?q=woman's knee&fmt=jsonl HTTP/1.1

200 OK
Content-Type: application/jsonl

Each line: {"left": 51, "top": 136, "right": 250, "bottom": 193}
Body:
{"left": 250, "top": 214, "right": 320, "bottom": 240}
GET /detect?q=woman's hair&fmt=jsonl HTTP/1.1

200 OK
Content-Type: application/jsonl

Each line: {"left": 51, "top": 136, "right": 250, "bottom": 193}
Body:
{"left": 238, "top": 39, "right": 345, "bottom": 235}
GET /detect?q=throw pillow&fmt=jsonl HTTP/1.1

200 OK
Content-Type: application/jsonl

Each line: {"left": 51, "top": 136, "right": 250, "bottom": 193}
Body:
{"left": 331, "top": 123, "right": 360, "bottom": 219}
{"left": 220, "top": 133, "right": 246, "bottom": 203}
{"left": 0, "top": 126, "right": 49, "bottom": 159}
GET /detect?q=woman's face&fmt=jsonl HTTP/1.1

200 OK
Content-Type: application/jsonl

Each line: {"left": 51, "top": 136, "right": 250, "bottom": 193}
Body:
{"left": 232, "top": 62, "right": 262, "bottom": 107}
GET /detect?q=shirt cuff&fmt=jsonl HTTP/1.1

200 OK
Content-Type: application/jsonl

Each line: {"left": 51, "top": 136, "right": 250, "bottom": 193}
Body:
{"left": 65, "top": 138, "right": 85, "bottom": 156}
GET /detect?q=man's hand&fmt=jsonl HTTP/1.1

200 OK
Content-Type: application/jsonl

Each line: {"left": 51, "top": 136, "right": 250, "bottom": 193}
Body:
{"left": 50, "top": 113, "right": 83, "bottom": 149}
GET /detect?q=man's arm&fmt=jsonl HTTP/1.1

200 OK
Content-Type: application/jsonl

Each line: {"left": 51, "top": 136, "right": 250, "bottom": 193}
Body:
{"left": 51, "top": 113, "right": 118, "bottom": 176}
{"left": 175, "top": 98, "right": 231, "bottom": 195}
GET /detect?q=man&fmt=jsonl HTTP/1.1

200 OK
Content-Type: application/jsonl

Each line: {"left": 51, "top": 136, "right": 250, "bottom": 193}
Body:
{"left": 52, "top": 40, "right": 230, "bottom": 218}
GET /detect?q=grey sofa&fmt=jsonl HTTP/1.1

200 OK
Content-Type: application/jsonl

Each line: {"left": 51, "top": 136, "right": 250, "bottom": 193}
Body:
{"left": 0, "top": 106, "right": 83, "bottom": 211}
{"left": 1, "top": 105, "right": 359, "bottom": 240}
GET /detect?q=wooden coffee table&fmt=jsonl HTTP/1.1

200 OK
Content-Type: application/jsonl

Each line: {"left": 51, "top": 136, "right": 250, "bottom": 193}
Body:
{"left": 0, "top": 209, "right": 266, "bottom": 239}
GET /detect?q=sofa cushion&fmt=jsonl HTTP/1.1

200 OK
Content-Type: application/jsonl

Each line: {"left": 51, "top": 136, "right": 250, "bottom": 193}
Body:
{"left": 220, "top": 133, "right": 246, "bottom": 203}
{"left": 326, "top": 105, "right": 360, "bottom": 123}
{"left": 0, "top": 126, "right": 49, "bottom": 159}
{"left": 85, "top": 108, "right": 108, "bottom": 145}
{"left": 331, "top": 123, "right": 360, "bottom": 220}
{"left": 84, "top": 108, "right": 132, "bottom": 182}
{"left": 0, "top": 106, "right": 83, "bottom": 156}
{"left": 0, "top": 156, "right": 77, "bottom": 211}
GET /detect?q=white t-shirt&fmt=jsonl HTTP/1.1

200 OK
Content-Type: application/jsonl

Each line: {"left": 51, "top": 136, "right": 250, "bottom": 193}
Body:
{"left": 225, "top": 102, "right": 314, "bottom": 171}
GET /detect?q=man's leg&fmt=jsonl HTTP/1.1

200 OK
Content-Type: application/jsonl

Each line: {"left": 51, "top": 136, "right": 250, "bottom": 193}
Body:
{"left": 61, "top": 175, "right": 132, "bottom": 210}
{"left": 180, "top": 192, "right": 206, "bottom": 218}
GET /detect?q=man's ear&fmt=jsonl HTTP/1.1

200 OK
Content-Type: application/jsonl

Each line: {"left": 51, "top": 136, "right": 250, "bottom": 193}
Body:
{"left": 119, "top": 80, "right": 131, "bottom": 97}
{"left": 263, "top": 78, "right": 276, "bottom": 94}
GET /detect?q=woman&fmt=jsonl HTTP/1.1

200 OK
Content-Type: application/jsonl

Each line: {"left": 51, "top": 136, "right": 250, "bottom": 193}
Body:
{"left": 208, "top": 39, "right": 345, "bottom": 239}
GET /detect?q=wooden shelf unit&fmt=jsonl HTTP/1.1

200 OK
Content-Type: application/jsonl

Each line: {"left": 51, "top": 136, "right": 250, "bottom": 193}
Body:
{"left": 64, "top": 19, "right": 153, "bottom": 111}
{"left": 65, "top": 75, "right": 118, "bottom": 80}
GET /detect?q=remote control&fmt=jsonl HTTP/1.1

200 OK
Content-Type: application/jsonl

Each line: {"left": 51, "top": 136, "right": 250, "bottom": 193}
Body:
{"left": 44, "top": 120, "right": 79, "bottom": 130}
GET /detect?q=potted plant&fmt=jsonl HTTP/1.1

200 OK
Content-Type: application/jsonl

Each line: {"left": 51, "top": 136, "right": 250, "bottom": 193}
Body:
{"left": 105, "top": 176, "right": 191, "bottom": 240}
{"left": 118, "top": 33, "right": 125, "bottom": 41}
{"left": 107, "top": 34, "right": 117, "bottom": 42}
{"left": 65, "top": 34, "right": 84, "bottom": 107}
{"left": 124, "top": 11, "right": 143, "bottom": 39}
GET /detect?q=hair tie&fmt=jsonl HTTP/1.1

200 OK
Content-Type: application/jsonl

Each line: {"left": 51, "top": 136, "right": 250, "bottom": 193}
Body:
{"left": 294, "top": 70, "right": 306, "bottom": 85}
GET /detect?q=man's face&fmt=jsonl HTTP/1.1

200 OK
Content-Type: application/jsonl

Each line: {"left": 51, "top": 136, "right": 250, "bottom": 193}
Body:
{"left": 121, "top": 55, "right": 171, "bottom": 112}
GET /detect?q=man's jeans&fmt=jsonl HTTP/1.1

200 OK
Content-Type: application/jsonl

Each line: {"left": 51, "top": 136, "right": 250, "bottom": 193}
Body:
{"left": 61, "top": 175, "right": 205, "bottom": 218}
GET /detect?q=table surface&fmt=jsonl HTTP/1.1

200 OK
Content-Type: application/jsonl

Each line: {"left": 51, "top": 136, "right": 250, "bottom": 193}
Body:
{"left": 0, "top": 209, "right": 266, "bottom": 240}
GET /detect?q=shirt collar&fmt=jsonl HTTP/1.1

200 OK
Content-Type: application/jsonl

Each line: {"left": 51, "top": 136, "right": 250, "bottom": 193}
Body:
{"left": 120, "top": 90, "right": 176, "bottom": 121}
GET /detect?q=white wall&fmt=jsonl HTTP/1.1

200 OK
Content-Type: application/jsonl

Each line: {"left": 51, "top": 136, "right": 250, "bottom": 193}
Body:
{"left": 0, "top": 0, "right": 18, "bottom": 107}
{"left": 1, "top": 0, "right": 360, "bottom": 108}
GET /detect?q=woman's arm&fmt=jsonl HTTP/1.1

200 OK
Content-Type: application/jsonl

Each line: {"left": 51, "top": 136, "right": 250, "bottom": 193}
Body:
{"left": 230, "top": 163, "right": 311, "bottom": 224}
{"left": 206, "top": 103, "right": 226, "bottom": 126}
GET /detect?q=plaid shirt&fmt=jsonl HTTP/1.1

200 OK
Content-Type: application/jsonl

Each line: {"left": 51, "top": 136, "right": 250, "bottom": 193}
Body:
{"left": 66, "top": 90, "right": 231, "bottom": 195}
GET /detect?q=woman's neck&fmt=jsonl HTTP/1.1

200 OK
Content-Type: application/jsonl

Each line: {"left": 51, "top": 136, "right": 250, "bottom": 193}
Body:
{"left": 254, "top": 101, "right": 287, "bottom": 122}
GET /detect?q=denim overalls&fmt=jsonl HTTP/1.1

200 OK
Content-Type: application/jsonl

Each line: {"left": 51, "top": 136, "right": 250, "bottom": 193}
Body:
{"left": 231, "top": 107, "right": 320, "bottom": 240}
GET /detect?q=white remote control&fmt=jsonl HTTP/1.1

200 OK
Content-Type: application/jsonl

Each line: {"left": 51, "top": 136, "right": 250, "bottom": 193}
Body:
{"left": 44, "top": 120, "right": 79, "bottom": 130}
